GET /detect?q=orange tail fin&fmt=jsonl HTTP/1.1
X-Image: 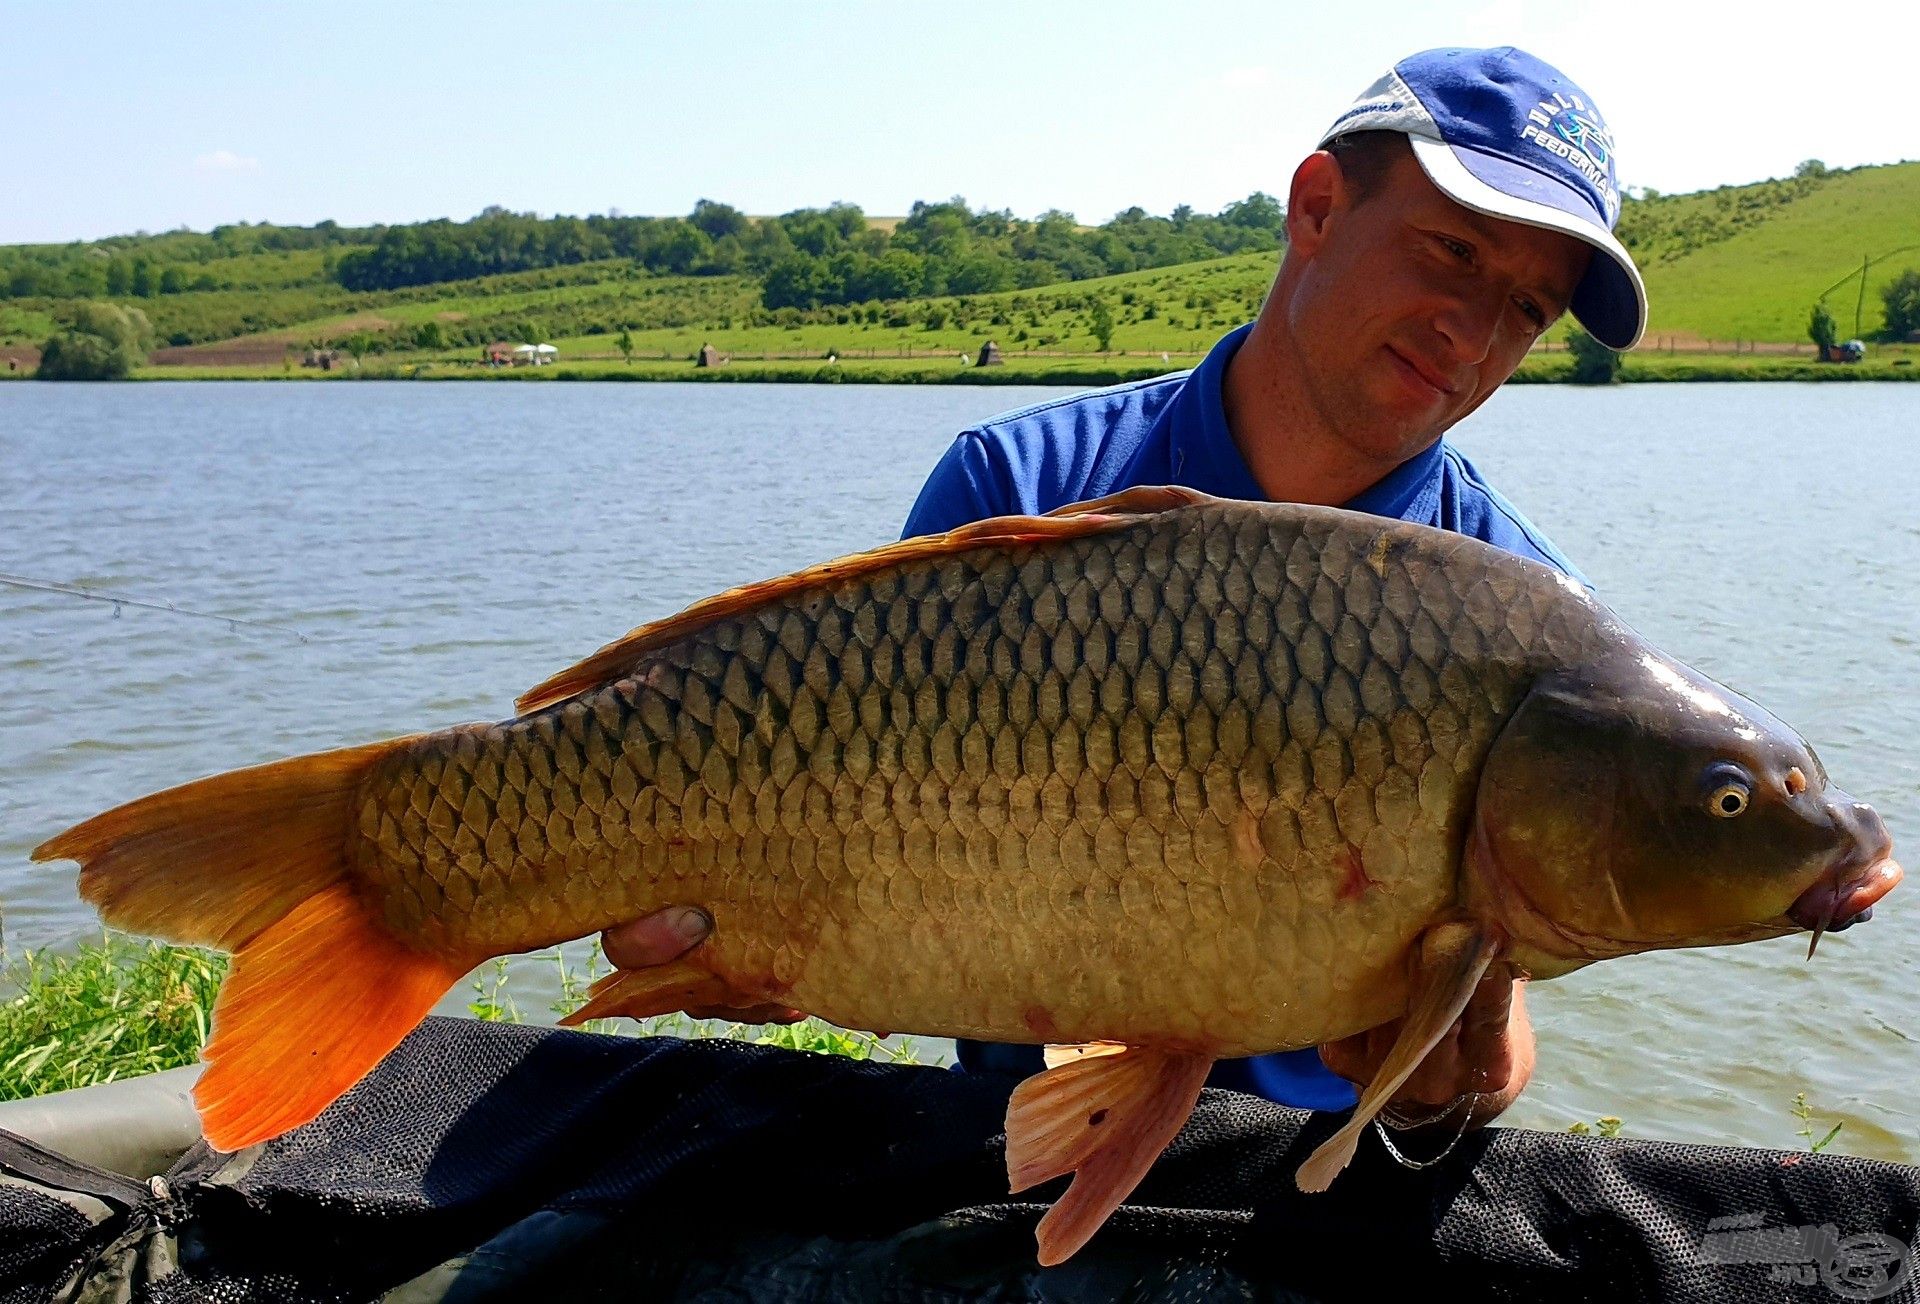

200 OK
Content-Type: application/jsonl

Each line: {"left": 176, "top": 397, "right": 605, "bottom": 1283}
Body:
{"left": 36, "top": 737, "right": 411, "bottom": 950}
{"left": 195, "top": 883, "right": 465, "bottom": 1149}
{"left": 33, "top": 737, "right": 467, "bottom": 1150}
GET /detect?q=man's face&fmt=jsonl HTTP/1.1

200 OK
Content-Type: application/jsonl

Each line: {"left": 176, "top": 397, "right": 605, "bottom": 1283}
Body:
{"left": 1282, "top": 144, "right": 1591, "bottom": 465}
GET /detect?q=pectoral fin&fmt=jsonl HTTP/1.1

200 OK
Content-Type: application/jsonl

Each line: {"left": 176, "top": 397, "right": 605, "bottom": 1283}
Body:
{"left": 1294, "top": 922, "right": 1502, "bottom": 1192}
{"left": 1005, "top": 1043, "right": 1213, "bottom": 1266}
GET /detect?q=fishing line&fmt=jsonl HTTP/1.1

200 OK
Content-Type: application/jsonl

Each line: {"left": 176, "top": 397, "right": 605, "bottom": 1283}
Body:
{"left": 0, "top": 571, "right": 310, "bottom": 642}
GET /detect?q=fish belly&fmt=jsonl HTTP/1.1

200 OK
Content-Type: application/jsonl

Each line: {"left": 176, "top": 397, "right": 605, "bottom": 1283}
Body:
{"left": 350, "top": 502, "right": 1577, "bottom": 1054}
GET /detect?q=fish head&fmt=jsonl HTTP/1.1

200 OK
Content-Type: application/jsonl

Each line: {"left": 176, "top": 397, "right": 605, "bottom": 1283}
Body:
{"left": 1465, "top": 648, "right": 1899, "bottom": 972}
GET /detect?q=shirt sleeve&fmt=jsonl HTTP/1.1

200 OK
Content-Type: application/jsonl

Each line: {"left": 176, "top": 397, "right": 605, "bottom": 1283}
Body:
{"left": 900, "top": 431, "right": 1014, "bottom": 541}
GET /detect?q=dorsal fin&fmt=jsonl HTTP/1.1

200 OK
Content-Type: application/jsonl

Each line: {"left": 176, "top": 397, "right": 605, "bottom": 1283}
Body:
{"left": 514, "top": 485, "right": 1215, "bottom": 716}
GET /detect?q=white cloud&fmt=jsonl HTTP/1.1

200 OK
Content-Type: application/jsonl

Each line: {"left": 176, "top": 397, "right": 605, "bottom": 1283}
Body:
{"left": 193, "top": 149, "right": 260, "bottom": 174}
{"left": 1218, "top": 65, "right": 1272, "bottom": 90}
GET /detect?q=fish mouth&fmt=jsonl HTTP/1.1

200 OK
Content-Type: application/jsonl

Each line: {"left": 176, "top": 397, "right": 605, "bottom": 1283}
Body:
{"left": 1788, "top": 857, "right": 1902, "bottom": 955}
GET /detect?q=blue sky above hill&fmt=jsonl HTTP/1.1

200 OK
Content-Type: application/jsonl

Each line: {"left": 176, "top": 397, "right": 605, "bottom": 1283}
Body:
{"left": 4, "top": 0, "right": 1914, "bottom": 244}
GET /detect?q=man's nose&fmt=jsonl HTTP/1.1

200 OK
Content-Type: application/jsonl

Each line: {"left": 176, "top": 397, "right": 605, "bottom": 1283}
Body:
{"left": 1432, "top": 292, "right": 1501, "bottom": 366}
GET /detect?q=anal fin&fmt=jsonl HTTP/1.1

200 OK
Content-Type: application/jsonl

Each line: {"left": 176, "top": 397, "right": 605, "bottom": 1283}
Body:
{"left": 1005, "top": 1043, "right": 1213, "bottom": 1266}
{"left": 1294, "top": 922, "right": 1501, "bottom": 1192}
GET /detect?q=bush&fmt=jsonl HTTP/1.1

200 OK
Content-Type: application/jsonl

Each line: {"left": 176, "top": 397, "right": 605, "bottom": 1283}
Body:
{"left": 1809, "top": 303, "right": 1837, "bottom": 354}
{"left": 1089, "top": 297, "right": 1115, "bottom": 351}
{"left": 1881, "top": 268, "right": 1920, "bottom": 341}
{"left": 1566, "top": 327, "right": 1623, "bottom": 384}
{"left": 35, "top": 302, "right": 153, "bottom": 380}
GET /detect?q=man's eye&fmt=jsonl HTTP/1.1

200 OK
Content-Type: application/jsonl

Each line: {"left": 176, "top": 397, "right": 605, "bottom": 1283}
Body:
{"left": 1438, "top": 237, "right": 1473, "bottom": 262}
{"left": 1515, "top": 297, "right": 1546, "bottom": 328}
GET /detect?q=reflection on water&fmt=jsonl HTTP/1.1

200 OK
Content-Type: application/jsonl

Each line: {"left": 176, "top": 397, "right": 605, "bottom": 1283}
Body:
{"left": 1, "top": 379, "right": 1914, "bottom": 1159}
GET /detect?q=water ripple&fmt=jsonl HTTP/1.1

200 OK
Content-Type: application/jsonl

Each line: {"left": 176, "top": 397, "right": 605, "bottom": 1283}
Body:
{"left": 4, "top": 380, "right": 1916, "bottom": 1159}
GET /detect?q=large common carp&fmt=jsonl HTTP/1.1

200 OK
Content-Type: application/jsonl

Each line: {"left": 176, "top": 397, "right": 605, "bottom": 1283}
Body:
{"left": 37, "top": 486, "right": 1900, "bottom": 1265}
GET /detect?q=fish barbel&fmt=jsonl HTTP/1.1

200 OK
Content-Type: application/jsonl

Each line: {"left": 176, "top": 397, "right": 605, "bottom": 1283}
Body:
{"left": 36, "top": 485, "right": 1900, "bottom": 1265}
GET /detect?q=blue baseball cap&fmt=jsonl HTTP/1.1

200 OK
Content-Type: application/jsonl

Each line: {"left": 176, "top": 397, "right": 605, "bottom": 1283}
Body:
{"left": 1318, "top": 46, "right": 1647, "bottom": 350}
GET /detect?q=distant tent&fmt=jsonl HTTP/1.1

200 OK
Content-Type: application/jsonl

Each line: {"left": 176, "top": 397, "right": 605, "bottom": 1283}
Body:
{"left": 977, "top": 340, "right": 1005, "bottom": 367}
{"left": 507, "top": 342, "right": 558, "bottom": 367}
{"left": 697, "top": 343, "right": 728, "bottom": 368}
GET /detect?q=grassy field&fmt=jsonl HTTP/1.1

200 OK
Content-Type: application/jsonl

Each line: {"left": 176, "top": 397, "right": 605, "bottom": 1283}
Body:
{"left": 140, "top": 163, "right": 1920, "bottom": 377}
{"left": 118, "top": 341, "right": 1919, "bottom": 387}
{"left": 0, "top": 301, "right": 62, "bottom": 344}
{"left": 1636, "top": 163, "right": 1920, "bottom": 342}
{"left": 7, "top": 161, "right": 1916, "bottom": 380}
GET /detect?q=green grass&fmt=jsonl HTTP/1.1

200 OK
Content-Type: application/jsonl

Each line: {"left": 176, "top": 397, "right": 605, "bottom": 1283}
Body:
{"left": 0, "top": 935, "right": 917, "bottom": 1101}
{"left": 172, "top": 247, "right": 335, "bottom": 291}
{"left": 130, "top": 341, "right": 1920, "bottom": 386}
{"left": 185, "top": 251, "right": 1270, "bottom": 366}
{"left": 1636, "top": 162, "right": 1920, "bottom": 343}
{"left": 533, "top": 254, "right": 1273, "bottom": 361}
{"left": 138, "top": 160, "right": 1920, "bottom": 367}
{"left": 1564, "top": 1093, "right": 1847, "bottom": 1155}
{"left": 0, "top": 302, "right": 62, "bottom": 346}
{"left": 0, "top": 936, "right": 226, "bottom": 1099}
{"left": 1513, "top": 345, "right": 1920, "bottom": 383}
{"left": 10, "top": 159, "right": 1917, "bottom": 370}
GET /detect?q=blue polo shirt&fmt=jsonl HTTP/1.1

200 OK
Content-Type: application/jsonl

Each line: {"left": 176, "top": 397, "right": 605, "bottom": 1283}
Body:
{"left": 902, "top": 322, "right": 1587, "bottom": 1111}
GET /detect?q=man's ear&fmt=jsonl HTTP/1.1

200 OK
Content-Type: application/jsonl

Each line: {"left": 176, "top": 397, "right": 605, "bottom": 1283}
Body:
{"left": 1285, "top": 151, "right": 1345, "bottom": 256}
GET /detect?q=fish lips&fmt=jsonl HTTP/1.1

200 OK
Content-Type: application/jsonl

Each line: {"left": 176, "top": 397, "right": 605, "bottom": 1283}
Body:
{"left": 1787, "top": 856, "right": 1903, "bottom": 933}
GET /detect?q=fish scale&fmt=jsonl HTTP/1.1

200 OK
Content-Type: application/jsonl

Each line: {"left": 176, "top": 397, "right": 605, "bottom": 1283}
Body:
{"left": 349, "top": 500, "right": 1580, "bottom": 1055}
{"left": 41, "top": 488, "right": 1900, "bottom": 1252}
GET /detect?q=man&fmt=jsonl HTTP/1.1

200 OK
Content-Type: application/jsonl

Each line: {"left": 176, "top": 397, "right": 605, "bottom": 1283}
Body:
{"left": 597, "top": 46, "right": 1646, "bottom": 1144}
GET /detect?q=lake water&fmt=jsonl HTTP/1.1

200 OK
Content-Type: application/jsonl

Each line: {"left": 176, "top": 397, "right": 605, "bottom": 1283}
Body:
{"left": 2, "top": 379, "right": 1916, "bottom": 1160}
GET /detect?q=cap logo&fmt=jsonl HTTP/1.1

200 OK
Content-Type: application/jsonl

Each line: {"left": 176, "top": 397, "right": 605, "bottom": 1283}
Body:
{"left": 1325, "top": 97, "right": 1406, "bottom": 134}
{"left": 1521, "top": 93, "right": 1620, "bottom": 223}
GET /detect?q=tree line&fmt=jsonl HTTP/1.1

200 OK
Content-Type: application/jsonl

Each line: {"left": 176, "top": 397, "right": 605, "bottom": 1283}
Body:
{"left": 328, "top": 195, "right": 1288, "bottom": 308}
{"left": 1, "top": 220, "right": 381, "bottom": 300}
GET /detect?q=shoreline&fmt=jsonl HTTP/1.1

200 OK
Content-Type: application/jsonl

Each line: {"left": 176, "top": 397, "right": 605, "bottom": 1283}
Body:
{"left": 5, "top": 355, "right": 1916, "bottom": 386}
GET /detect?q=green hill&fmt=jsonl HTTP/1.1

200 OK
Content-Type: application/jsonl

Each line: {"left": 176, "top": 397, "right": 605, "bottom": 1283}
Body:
{"left": 2, "top": 161, "right": 1915, "bottom": 380}
{"left": 1633, "top": 162, "right": 1920, "bottom": 343}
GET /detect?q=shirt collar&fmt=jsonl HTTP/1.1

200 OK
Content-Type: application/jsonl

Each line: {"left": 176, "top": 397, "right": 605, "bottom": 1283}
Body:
{"left": 1167, "top": 322, "right": 1449, "bottom": 525}
{"left": 1164, "top": 324, "right": 1265, "bottom": 502}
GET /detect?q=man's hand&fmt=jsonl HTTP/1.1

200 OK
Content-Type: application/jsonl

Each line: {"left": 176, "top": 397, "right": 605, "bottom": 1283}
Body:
{"left": 598, "top": 906, "right": 804, "bottom": 1025}
{"left": 1318, "top": 973, "right": 1534, "bottom": 1130}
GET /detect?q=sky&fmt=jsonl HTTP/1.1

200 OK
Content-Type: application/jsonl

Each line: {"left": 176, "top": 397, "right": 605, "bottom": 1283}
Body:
{"left": 4, "top": 0, "right": 1917, "bottom": 245}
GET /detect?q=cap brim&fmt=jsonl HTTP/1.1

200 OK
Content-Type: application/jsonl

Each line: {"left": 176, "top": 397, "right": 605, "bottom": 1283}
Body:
{"left": 1406, "top": 135, "right": 1648, "bottom": 350}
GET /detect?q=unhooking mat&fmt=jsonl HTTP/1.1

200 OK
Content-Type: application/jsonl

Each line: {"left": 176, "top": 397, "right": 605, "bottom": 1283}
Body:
{"left": 3, "top": 1015, "right": 1916, "bottom": 1302}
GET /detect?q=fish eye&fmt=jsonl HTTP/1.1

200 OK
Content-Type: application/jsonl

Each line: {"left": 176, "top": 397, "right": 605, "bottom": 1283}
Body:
{"left": 1704, "top": 765, "right": 1752, "bottom": 818}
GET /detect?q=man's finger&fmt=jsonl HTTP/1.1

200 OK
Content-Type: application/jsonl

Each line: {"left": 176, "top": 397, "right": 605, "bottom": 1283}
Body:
{"left": 601, "top": 905, "right": 712, "bottom": 969}
{"left": 1398, "top": 1028, "right": 1468, "bottom": 1106}
{"left": 1457, "top": 977, "right": 1518, "bottom": 1093}
{"left": 1317, "top": 1019, "right": 1395, "bottom": 1083}
{"left": 1461, "top": 972, "right": 1516, "bottom": 1034}
{"left": 1317, "top": 1032, "right": 1367, "bottom": 1082}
